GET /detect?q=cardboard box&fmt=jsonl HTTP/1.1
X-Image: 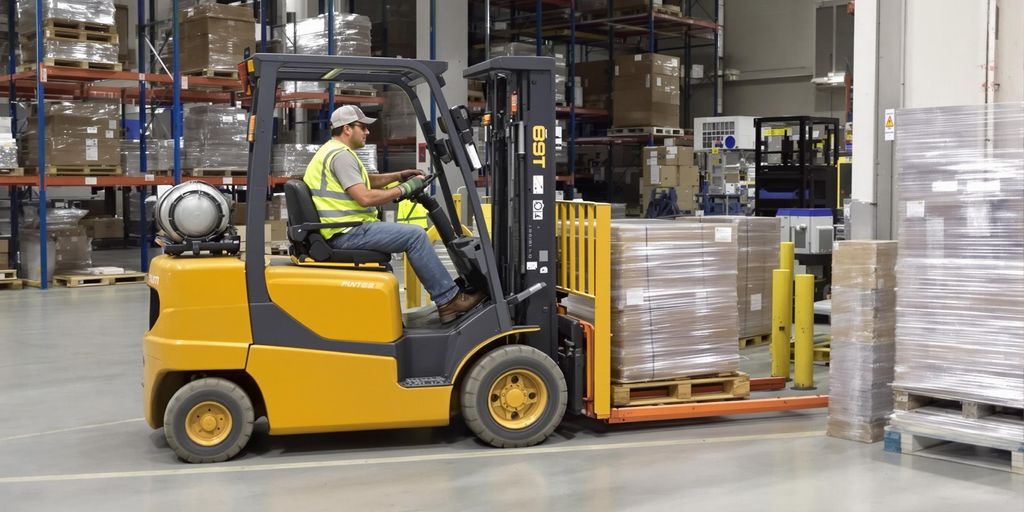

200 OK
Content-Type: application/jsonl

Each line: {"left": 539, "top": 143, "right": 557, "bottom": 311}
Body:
{"left": 642, "top": 164, "right": 679, "bottom": 187}
{"left": 237, "top": 223, "right": 271, "bottom": 254}
{"left": 231, "top": 202, "right": 247, "bottom": 226}
{"left": 20, "top": 102, "right": 121, "bottom": 167}
{"left": 0, "top": 239, "right": 8, "bottom": 254}
{"left": 268, "top": 195, "right": 288, "bottom": 221}
{"left": 575, "top": 60, "right": 611, "bottom": 98}
{"left": 614, "top": 53, "right": 680, "bottom": 78}
{"left": 612, "top": 91, "right": 679, "bottom": 128}
{"left": 267, "top": 220, "right": 288, "bottom": 243}
{"left": 81, "top": 217, "right": 124, "bottom": 239}
{"left": 180, "top": 7, "right": 256, "bottom": 71}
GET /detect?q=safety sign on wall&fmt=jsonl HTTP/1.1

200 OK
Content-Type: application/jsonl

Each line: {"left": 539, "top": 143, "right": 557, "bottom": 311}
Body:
{"left": 884, "top": 109, "right": 895, "bottom": 141}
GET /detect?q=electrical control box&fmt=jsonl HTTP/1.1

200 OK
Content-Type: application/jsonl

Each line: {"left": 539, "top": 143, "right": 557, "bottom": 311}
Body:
{"left": 694, "top": 116, "right": 758, "bottom": 151}
{"left": 778, "top": 208, "right": 834, "bottom": 254}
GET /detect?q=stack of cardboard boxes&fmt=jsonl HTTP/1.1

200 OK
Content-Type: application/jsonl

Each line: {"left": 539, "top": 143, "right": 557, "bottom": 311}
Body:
{"left": 827, "top": 240, "right": 898, "bottom": 443}
{"left": 20, "top": 102, "right": 121, "bottom": 171}
{"left": 612, "top": 53, "right": 680, "bottom": 128}
{"left": 179, "top": 4, "right": 255, "bottom": 72}
{"left": 232, "top": 195, "right": 290, "bottom": 256}
{"left": 640, "top": 141, "right": 697, "bottom": 212}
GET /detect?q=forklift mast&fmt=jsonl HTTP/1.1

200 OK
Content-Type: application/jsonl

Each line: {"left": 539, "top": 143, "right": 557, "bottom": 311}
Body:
{"left": 465, "top": 57, "right": 558, "bottom": 357}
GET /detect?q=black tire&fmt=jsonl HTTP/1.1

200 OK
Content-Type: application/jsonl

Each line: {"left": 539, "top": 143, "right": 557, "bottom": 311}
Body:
{"left": 164, "top": 377, "right": 255, "bottom": 463}
{"left": 461, "top": 345, "right": 567, "bottom": 448}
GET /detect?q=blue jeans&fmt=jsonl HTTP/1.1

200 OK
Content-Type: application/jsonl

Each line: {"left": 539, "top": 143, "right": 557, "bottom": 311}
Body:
{"left": 329, "top": 222, "right": 459, "bottom": 305}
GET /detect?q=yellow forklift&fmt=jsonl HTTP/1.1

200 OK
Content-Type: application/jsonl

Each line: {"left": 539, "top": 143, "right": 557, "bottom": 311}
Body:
{"left": 144, "top": 54, "right": 826, "bottom": 463}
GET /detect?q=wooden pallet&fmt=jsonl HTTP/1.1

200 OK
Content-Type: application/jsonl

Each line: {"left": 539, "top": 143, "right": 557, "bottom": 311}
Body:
{"left": 185, "top": 168, "right": 248, "bottom": 177}
{"left": 790, "top": 340, "right": 831, "bottom": 363}
{"left": 0, "top": 279, "right": 23, "bottom": 290}
{"left": 19, "top": 59, "right": 122, "bottom": 72}
{"left": 0, "top": 168, "right": 23, "bottom": 176}
{"left": 183, "top": 68, "right": 240, "bottom": 80}
{"left": 53, "top": 272, "right": 147, "bottom": 288}
{"left": 884, "top": 427, "right": 1024, "bottom": 475}
{"left": 336, "top": 88, "right": 377, "bottom": 98}
{"left": 22, "top": 27, "right": 119, "bottom": 44}
{"left": 893, "top": 389, "right": 1024, "bottom": 420}
{"left": 43, "top": 18, "right": 117, "bottom": 34}
{"left": 612, "top": 372, "right": 750, "bottom": 407}
{"left": 739, "top": 333, "right": 771, "bottom": 349}
{"left": 25, "top": 165, "right": 122, "bottom": 176}
{"left": 0, "top": 269, "right": 17, "bottom": 280}
{"left": 608, "top": 126, "right": 685, "bottom": 137}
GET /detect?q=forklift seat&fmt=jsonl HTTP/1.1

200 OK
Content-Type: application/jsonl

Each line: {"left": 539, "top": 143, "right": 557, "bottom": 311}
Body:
{"left": 283, "top": 180, "right": 391, "bottom": 265}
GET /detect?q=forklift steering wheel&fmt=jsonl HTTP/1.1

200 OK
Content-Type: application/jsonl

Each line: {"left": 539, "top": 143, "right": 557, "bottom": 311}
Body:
{"left": 409, "top": 173, "right": 438, "bottom": 201}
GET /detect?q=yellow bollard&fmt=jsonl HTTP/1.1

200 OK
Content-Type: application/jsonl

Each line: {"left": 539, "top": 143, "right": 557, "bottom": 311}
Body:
{"left": 770, "top": 268, "right": 793, "bottom": 379}
{"left": 779, "top": 241, "right": 795, "bottom": 342}
{"left": 779, "top": 241, "right": 795, "bottom": 273}
{"left": 792, "top": 273, "right": 816, "bottom": 390}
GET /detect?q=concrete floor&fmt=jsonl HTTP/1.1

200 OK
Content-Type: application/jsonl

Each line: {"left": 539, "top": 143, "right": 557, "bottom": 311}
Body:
{"left": 0, "top": 261, "right": 1021, "bottom": 510}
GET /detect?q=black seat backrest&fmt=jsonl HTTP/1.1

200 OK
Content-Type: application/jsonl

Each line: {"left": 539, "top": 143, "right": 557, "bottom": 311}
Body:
{"left": 284, "top": 180, "right": 319, "bottom": 228}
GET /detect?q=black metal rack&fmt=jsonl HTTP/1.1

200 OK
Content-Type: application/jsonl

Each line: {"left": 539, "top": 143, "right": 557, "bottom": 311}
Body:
{"left": 753, "top": 116, "right": 840, "bottom": 218}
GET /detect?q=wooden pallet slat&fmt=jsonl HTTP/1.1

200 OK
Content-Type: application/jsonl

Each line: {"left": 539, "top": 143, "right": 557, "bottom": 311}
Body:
{"left": 53, "top": 271, "right": 148, "bottom": 288}
{"left": 183, "top": 68, "right": 240, "bottom": 80}
{"left": 185, "top": 168, "right": 248, "bottom": 178}
{"left": 25, "top": 165, "right": 123, "bottom": 176}
{"left": 884, "top": 427, "right": 1024, "bottom": 475}
{"left": 18, "top": 59, "right": 122, "bottom": 72}
{"left": 43, "top": 18, "right": 117, "bottom": 34}
{"left": 0, "top": 167, "right": 23, "bottom": 176}
{"left": 0, "top": 269, "right": 17, "bottom": 280}
{"left": 612, "top": 372, "right": 750, "bottom": 407}
{"left": 21, "top": 28, "right": 119, "bottom": 44}
{"left": 0, "top": 279, "right": 23, "bottom": 290}
{"left": 893, "top": 389, "right": 1024, "bottom": 420}
{"left": 739, "top": 333, "right": 771, "bottom": 349}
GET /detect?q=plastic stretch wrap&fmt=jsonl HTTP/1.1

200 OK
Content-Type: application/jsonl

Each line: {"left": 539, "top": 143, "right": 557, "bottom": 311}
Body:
{"left": 353, "top": 144, "right": 378, "bottom": 173}
{"left": 179, "top": 4, "right": 255, "bottom": 71}
{"left": 889, "top": 407, "right": 1024, "bottom": 453}
{"left": 827, "top": 240, "right": 898, "bottom": 443}
{"left": 383, "top": 89, "right": 417, "bottom": 141}
{"left": 121, "top": 139, "right": 173, "bottom": 174}
{"left": 565, "top": 220, "right": 739, "bottom": 382}
{"left": 22, "top": 39, "right": 117, "bottom": 65}
{"left": 893, "top": 103, "right": 1024, "bottom": 409}
{"left": 271, "top": 144, "right": 320, "bottom": 177}
{"left": 17, "top": 0, "right": 115, "bottom": 31}
{"left": 0, "top": 116, "right": 16, "bottom": 168}
{"left": 20, "top": 206, "right": 87, "bottom": 229}
{"left": 279, "top": 13, "right": 371, "bottom": 93}
{"left": 676, "top": 216, "right": 779, "bottom": 338}
{"left": 20, "top": 208, "right": 91, "bottom": 281}
{"left": 490, "top": 43, "right": 567, "bottom": 104}
{"left": 19, "top": 101, "right": 120, "bottom": 167}
{"left": 128, "top": 190, "right": 154, "bottom": 222}
{"left": 183, "top": 106, "right": 248, "bottom": 170}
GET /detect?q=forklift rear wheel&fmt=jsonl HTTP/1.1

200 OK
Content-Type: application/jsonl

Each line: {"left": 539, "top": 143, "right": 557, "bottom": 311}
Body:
{"left": 461, "top": 345, "right": 567, "bottom": 448}
{"left": 164, "top": 377, "right": 255, "bottom": 463}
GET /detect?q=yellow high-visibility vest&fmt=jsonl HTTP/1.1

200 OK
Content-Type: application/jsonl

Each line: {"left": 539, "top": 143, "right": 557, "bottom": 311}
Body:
{"left": 302, "top": 139, "right": 378, "bottom": 239}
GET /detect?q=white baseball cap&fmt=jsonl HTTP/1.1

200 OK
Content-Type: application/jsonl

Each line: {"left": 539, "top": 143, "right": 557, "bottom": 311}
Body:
{"left": 330, "top": 105, "right": 376, "bottom": 129}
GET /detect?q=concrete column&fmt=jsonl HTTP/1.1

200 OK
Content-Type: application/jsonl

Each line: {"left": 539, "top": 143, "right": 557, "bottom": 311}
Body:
{"left": 417, "top": 0, "right": 468, "bottom": 191}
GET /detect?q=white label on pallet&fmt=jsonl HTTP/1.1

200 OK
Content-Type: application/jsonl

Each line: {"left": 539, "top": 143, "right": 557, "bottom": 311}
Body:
{"left": 223, "top": 177, "right": 234, "bottom": 185}
{"left": 84, "top": 177, "right": 97, "bottom": 185}
{"left": 85, "top": 139, "right": 98, "bottom": 161}
{"left": 86, "top": 127, "right": 98, "bottom": 134}
{"left": 931, "top": 181, "right": 958, "bottom": 192}
{"left": 144, "top": 174, "right": 155, "bottom": 182}
{"left": 105, "top": 130, "right": 114, "bottom": 139}
{"left": 109, "top": 120, "right": 117, "bottom": 130}
{"left": 634, "top": 54, "right": 642, "bottom": 61}
{"left": 182, "top": 76, "right": 188, "bottom": 90}
{"left": 626, "top": 289, "right": 644, "bottom": 305}
{"left": 714, "top": 227, "right": 732, "bottom": 242}
{"left": 906, "top": 200, "right": 925, "bottom": 218}
{"left": 750, "top": 293, "right": 762, "bottom": 311}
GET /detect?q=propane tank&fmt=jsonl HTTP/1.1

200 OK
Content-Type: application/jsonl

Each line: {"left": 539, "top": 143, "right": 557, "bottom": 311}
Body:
{"left": 154, "top": 181, "right": 231, "bottom": 243}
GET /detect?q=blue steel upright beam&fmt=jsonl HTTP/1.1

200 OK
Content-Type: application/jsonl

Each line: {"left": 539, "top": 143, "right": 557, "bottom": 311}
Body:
{"left": 35, "top": 0, "right": 48, "bottom": 288}
{"left": 568, "top": 0, "right": 575, "bottom": 184}
{"left": 172, "top": 0, "right": 182, "bottom": 185}
{"left": 138, "top": 0, "right": 149, "bottom": 271}
{"left": 260, "top": 0, "right": 268, "bottom": 53}
{"left": 327, "top": 0, "right": 334, "bottom": 124}
{"left": 7, "top": 0, "right": 17, "bottom": 268}
{"left": 535, "top": 0, "right": 542, "bottom": 56}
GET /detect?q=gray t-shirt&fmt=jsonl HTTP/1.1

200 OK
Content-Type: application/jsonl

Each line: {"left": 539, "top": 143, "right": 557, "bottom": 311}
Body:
{"left": 330, "top": 150, "right": 366, "bottom": 190}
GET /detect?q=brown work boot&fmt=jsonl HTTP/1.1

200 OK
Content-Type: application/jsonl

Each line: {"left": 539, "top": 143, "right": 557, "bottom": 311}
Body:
{"left": 438, "top": 290, "right": 487, "bottom": 324}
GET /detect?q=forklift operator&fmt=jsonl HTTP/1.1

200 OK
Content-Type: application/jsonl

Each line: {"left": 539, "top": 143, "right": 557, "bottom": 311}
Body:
{"left": 303, "top": 105, "right": 486, "bottom": 323}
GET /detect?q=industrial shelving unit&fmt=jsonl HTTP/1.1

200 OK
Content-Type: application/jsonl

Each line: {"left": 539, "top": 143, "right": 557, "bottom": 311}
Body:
{"left": 470, "top": 0, "right": 719, "bottom": 204}
{"left": 0, "top": 0, "right": 382, "bottom": 289}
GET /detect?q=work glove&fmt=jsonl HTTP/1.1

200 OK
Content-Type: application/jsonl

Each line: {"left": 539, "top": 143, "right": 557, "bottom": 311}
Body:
{"left": 397, "top": 177, "right": 426, "bottom": 200}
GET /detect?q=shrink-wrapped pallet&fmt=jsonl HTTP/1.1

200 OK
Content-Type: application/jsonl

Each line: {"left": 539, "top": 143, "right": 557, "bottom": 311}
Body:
{"left": 827, "top": 240, "right": 898, "bottom": 443}
{"left": 489, "top": 42, "right": 567, "bottom": 105}
{"left": 19, "top": 101, "right": 120, "bottom": 168}
{"left": 183, "top": 106, "right": 248, "bottom": 170}
{"left": 19, "top": 207, "right": 91, "bottom": 282}
{"left": 0, "top": 116, "right": 16, "bottom": 168}
{"left": 21, "top": 39, "right": 118, "bottom": 66}
{"left": 17, "top": 0, "right": 115, "bottom": 30}
{"left": 676, "top": 216, "right": 779, "bottom": 338}
{"left": 566, "top": 219, "right": 739, "bottom": 382}
{"left": 121, "top": 139, "right": 173, "bottom": 174}
{"left": 272, "top": 144, "right": 320, "bottom": 177}
{"left": 892, "top": 102, "right": 1024, "bottom": 409}
{"left": 278, "top": 13, "right": 372, "bottom": 94}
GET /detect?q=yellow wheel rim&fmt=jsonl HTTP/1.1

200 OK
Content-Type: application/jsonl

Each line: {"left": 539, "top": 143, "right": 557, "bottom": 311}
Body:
{"left": 185, "top": 401, "right": 233, "bottom": 447}
{"left": 487, "top": 369, "right": 548, "bottom": 430}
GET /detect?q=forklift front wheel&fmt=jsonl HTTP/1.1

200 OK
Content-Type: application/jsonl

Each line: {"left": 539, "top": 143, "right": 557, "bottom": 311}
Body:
{"left": 461, "top": 345, "right": 567, "bottom": 448}
{"left": 164, "top": 377, "right": 255, "bottom": 463}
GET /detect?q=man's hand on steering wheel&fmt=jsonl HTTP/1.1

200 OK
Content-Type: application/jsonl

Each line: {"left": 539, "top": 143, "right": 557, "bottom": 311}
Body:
{"left": 398, "top": 169, "right": 425, "bottom": 181}
{"left": 395, "top": 173, "right": 438, "bottom": 202}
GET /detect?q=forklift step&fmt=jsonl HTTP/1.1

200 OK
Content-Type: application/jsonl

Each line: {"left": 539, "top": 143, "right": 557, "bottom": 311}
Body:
{"left": 400, "top": 376, "right": 450, "bottom": 388}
